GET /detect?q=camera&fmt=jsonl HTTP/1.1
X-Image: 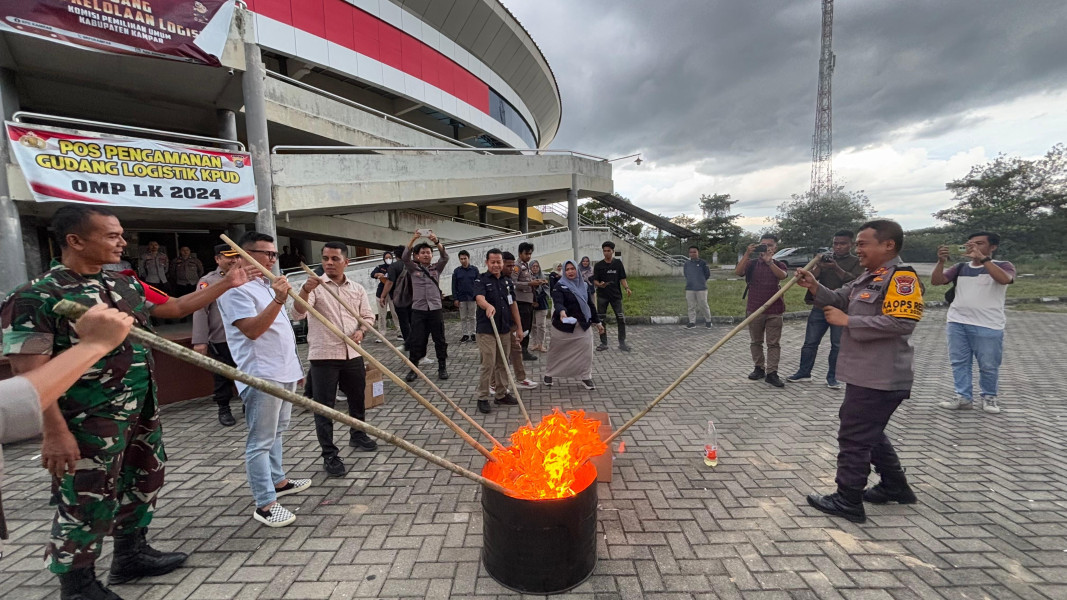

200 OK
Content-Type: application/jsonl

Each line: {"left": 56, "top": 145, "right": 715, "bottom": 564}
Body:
{"left": 754, "top": 244, "right": 767, "bottom": 253}
{"left": 820, "top": 255, "right": 834, "bottom": 263}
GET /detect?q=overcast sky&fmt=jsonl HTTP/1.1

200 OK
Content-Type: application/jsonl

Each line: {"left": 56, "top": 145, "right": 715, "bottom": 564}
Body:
{"left": 505, "top": 0, "right": 1067, "bottom": 232}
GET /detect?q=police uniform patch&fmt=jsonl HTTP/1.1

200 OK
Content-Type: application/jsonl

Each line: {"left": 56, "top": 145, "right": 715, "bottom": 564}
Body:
{"left": 199, "top": 281, "right": 209, "bottom": 290}
{"left": 882, "top": 268, "right": 923, "bottom": 321}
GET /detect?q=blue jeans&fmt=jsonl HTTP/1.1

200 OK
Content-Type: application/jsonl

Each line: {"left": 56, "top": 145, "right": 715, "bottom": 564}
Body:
{"left": 241, "top": 380, "right": 297, "bottom": 508}
{"left": 947, "top": 322, "right": 1004, "bottom": 401}
{"left": 795, "top": 308, "right": 843, "bottom": 382}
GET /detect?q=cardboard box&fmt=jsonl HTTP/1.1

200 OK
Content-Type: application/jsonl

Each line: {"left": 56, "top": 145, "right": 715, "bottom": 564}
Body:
{"left": 586, "top": 411, "right": 614, "bottom": 483}
{"left": 365, "top": 366, "right": 385, "bottom": 409}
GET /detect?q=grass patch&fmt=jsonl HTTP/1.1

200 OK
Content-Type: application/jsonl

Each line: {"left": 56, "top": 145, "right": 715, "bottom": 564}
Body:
{"left": 626, "top": 276, "right": 808, "bottom": 318}
{"left": 622, "top": 275, "right": 1067, "bottom": 317}
{"left": 1008, "top": 302, "right": 1067, "bottom": 313}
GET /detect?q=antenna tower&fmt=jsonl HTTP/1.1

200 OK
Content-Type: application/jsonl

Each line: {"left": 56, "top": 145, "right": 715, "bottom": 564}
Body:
{"left": 809, "top": 0, "right": 835, "bottom": 198}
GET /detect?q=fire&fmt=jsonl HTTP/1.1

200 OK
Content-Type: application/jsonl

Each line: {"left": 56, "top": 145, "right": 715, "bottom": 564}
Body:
{"left": 487, "top": 409, "right": 607, "bottom": 500}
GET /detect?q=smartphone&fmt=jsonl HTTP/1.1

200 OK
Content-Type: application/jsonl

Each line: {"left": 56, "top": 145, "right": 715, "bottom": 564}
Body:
{"left": 417, "top": 228, "right": 433, "bottom": 237}
{"left": 956, "top": 244, "right": 969, "bottom": 254}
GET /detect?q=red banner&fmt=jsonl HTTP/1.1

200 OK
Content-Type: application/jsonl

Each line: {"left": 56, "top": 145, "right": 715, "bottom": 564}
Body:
{"left": 0, "top": 1, "right": 235, "bottom": 66}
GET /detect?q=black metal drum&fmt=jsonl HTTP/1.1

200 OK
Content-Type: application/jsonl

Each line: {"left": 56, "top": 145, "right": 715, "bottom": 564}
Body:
{"left": 480, "top": 461, "right": 598, "bottom": 594}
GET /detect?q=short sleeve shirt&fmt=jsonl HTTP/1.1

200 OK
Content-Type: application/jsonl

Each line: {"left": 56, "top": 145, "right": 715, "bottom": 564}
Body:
{"left": 217, "top": 278, "right": 303, "bottom": 391}
{"left": 593, "top": 259, "right": 628, "bottom": 300}
{"left": 473, "top": 272, "right": 516, "bottom": 334}
{"left": 943, "top": 260, "right": 1016, "bottom": 330}
{"left": 0, "top": 262, "right": 156, "bottom": 416}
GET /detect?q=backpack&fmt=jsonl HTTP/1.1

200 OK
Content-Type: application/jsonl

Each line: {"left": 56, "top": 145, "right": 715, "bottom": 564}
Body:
{"left": 944, "top": 262, "right": 963, "bottom": 304}
{"left": 741, "top": 262, "right": 756, "bottom": 299}
{"left": 391, "top": 267, "right": 413, "bottom": 308}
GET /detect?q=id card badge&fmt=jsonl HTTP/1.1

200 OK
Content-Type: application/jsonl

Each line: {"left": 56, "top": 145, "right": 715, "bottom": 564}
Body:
{"left": 507, "top": 294, "right": 514, "bottom": 305}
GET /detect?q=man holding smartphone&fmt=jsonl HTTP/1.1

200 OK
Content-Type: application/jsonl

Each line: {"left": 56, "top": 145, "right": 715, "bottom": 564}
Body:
{"left": 735, "top": 235, "right": 788, "bottom": 387}
{"left": 787, "top": 231, "right": 864, "bottom": 388}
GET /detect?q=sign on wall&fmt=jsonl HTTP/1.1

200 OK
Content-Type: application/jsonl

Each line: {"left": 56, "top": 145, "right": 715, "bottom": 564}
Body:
{"left": 0, "top": 0, "right": 236, "bottom": 66}
{"left": 7, "top": 123, "right": 256, "bottom": 212}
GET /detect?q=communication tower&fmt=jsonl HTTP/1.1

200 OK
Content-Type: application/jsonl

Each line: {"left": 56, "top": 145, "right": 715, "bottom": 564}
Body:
{"left": 810, "top": 0, "right": 835, "bottom": 198}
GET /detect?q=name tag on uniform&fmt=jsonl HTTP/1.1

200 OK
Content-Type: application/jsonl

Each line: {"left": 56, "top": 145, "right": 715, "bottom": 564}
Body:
{"left": 507, "top": 294, "right": 513, "bottom": 305}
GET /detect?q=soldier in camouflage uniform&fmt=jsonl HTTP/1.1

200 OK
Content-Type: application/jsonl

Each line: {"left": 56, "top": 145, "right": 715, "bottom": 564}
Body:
{"left": 0, "top": 205, "right": 251, "bottom": 600}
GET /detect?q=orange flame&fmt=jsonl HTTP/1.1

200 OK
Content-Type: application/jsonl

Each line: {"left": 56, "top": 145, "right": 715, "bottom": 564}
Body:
{"left": 487, "top": 409, "right": 608, "bottom": 500}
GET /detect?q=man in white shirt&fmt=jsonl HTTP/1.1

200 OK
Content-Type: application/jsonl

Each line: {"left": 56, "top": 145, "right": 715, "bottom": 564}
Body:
{"left": 292, "top": 242, "right": 377, "bottom": 479}
{"left": 217, "top": 232, "right": 310, "bottom": 527}
{"left": 931, "top": 232, "right": 1015, "bottom": 414}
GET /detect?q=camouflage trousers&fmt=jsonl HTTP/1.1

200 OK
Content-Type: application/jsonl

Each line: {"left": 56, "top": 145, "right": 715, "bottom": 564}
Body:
{"left": 46, "top": 393, "right": 165, "bottom": 573}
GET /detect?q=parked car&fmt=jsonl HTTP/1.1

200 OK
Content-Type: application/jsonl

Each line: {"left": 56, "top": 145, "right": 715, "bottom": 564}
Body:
{"left": 772, "top": 247, "right": 829, "bottom": 268}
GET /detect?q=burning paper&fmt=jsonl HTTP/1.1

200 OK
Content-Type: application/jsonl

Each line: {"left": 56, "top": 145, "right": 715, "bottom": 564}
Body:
{"left": 487, "top": 409, "right": 608, "bottom": 500}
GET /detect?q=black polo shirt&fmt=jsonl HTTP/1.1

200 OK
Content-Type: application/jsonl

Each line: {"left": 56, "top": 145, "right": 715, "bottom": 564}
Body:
{"left": 473, "top": 271, "right": 516, "bottom": 334}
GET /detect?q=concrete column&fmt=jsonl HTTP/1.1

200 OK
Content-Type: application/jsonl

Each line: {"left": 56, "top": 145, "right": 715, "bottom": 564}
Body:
{"left": 242, "top": 41, "right": 276, "bottom": 242}
{"left": 0, "top": 68, "right": 28, "bottom": 292}
{"left": 217, "top": 109, "right": 239, "bottom": 151}
{"left": 517, "top": 198, "right": 528, "bottom": 233}
{"left": 568, "top": 174, "right": 579, "bottom": 261}
{"left": 478, "top": 204, "right": 488, "bottom": 225}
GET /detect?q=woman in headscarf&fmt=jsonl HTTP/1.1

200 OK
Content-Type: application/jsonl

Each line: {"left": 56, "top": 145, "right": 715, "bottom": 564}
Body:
{"left": 579, "top": 256, "right": 594, "bottom": 285}
{"left": 529, "top": 260, "right": 549, "bottom": 351}
{"left": 544, "top": 260, "right": 604, "bottom": 390}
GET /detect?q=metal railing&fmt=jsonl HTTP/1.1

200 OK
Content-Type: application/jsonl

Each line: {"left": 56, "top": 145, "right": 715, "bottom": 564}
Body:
{"left": 11, "top": 111, "right": 246, "bottom": 151}
{"left": 541, "top": 202, "right": 685, "bottom": 267}
{"left": 406, "top": 208, "right": 519, "bottom": 235}
{"left": 271, "top": 145, "right": 610, "bottom": 161}
{"left": 265, "top": 71, "right": 473, "bottom": 150}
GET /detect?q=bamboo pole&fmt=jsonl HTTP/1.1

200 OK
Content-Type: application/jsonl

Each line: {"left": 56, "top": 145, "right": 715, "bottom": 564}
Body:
{"left": 298, "top": 263, "right": 503, "bottom": 450}
{"left": 219, "top": 235, "right": 495, "bottom": 462}
{"left": 51, "top": 299, "right": 510, "bottom": 495}
{"left": 488, "top": 314, "right": 533, "bottom": 428}
{"left": 605, "top": 256, "right": 822, "bottom": 445}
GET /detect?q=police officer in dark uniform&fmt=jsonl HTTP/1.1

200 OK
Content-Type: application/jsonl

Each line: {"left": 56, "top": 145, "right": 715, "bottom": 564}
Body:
{"left": 192, "top": 244, "right": 241, "bottom": 426}
{"left": 795, "top": 219, "right": 923, "bottom": 523}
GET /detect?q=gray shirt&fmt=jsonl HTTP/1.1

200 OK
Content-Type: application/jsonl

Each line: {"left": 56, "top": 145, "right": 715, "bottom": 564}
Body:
{"left": 1, "top": 376, "right": 42, "bottom": 539}
{"left": 683, "top": 258, "right": 711, "bottom": 291}
{"left": 217, "top": 278, "right": 303, "bottom": 392}
{"left": 401, "top": 245, "right": 449, "bottom": 311}
{"left": 813, "top": 256, "right": 921, "bottom": 391}
{"left": 514, "top": 260, "right": 535, "bottom": 303}
{"left": 191, "top": 269, "right": 227, "bottom": 345}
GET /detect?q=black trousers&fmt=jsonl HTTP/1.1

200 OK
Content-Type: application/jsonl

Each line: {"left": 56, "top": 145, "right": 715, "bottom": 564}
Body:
{"left": 307, "top": 358, "right": 366, "bottom": 460}
{"left": 518, "top": 301, "right": 534, "bottom": 353}
{"left": 836, "top": 384, "right": 909, "bottom": 493}
{"left": 409, "top": 309, "right": 448, "bottom": 367}
{"left": 207, "top": 342, "right": 237, "bottom": 408}
{"left": 596, "top": 295, "right": 626, "bottom": 344}
{"left": 394, "top": 303, "right": 413, "bottom": 342}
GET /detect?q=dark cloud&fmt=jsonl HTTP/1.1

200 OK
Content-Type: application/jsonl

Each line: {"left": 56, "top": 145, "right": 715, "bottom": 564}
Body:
{"left": 508, "top": 0, "right": 1067, "bottom": 176}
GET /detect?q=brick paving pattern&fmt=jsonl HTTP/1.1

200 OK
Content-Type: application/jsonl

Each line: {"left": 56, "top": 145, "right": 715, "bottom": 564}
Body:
{"left": 2, "top": 307, "right": 1065, "bottom": 599}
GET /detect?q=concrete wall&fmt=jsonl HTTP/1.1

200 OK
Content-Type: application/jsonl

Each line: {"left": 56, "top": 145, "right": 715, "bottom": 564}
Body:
{"left": 263, "top": 76, "right": 461, "bottom": 149}
{"left": 279, "top": 210, "right": 512, "bottom": 248}
{"left": 271, "top": 153, "right": 613, "bottom": 214}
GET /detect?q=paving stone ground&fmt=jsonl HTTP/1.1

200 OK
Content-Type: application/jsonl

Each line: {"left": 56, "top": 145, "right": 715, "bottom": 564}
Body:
{"left": 2, "top": 307, "right": 1066, "bottom": 600}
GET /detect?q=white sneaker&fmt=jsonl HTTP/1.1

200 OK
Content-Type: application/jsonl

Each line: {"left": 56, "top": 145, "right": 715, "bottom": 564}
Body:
{"left": 938, "top": 397, "right": 974, "bottom": 410}
{"left": 419, "top": 356, "right": 433, "bottom": 366}
{"left": 254, "top": 503, "right": 295, "bottom": 527}
{"left": 517, "top": 379, "right": 539, "bottom": 390}
{"left": 488, "top": 385, "right": 496, "bottom": 396}
{"left": 275, "top": 478, "right": 311, "bottom": 498}
{"left": 982, "top": 397, "right": 1001, "bottom": 414}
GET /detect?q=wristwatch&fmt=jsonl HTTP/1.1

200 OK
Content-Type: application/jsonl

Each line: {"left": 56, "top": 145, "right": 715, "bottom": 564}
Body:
{"left": 980, "top": 257, "right": 992, "bottom": 263}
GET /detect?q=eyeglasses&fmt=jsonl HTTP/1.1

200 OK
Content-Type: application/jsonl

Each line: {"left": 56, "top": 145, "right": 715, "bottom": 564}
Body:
{"left": 247, "top": 250, "right": 278, "bottom": 260}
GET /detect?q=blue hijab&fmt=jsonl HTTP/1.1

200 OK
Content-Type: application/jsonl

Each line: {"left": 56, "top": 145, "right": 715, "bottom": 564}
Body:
{"left": 558, "top": 259, "right": 591, "bottom": 321}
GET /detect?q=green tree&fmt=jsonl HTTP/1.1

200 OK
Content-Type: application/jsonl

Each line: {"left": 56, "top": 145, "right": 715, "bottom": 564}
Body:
{"left": 774, "top": 186, "right": 876, "bottom": 248}
{"left": 934, "top": 144, "right": 1066, "bottom": 256}
{"left": 578, "top": 198, "right": 644, "bottom": 237}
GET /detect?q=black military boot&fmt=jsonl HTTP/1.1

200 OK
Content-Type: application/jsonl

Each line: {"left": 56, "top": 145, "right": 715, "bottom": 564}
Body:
{"left": 864, "top": 468, "right": 918, "bottom": 505}
{"left": 60, "top": 566, "right": 124, "bottom": 600}
{"left": 107, "top": 528, "right": 188, "bottom": 585}
{"left": 806, "top": 488, "right": 866, "bottom": 523}
{"left": 218, "top": 405, "right": 236, "bottom": 427}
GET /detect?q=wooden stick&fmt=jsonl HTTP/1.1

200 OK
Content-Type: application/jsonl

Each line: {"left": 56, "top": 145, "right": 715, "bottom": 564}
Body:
{"left": 605, "top": 256, "right": 821, "bottom": 445}
{"left": 219, "top": 235, "right": 495, "bottom": 462}
{"left": 488, "top": 314, "right": 533, "bottom": 428}
{"left": 298, "top": 262, "right": 504, "bottom": 450}
{"left": 51, "top": 299, "right": 509, "bottom": 495}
